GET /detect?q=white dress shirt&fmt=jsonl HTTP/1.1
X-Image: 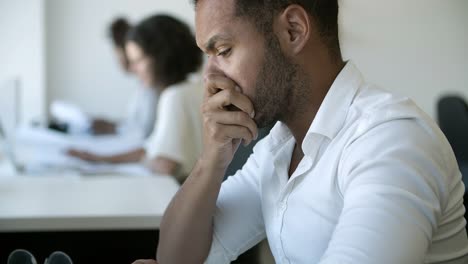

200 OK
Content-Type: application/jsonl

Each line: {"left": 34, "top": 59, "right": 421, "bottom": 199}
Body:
{"left": 205, "top": 62, "right": 468, "bottom": 264}
{"left": 145, "top": 79, "right": 204, "bottom": 181}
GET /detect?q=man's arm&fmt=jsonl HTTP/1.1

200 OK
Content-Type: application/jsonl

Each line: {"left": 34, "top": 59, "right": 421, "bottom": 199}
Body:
{"left": 157, "top": 74, "right": 258, "bottom": 264}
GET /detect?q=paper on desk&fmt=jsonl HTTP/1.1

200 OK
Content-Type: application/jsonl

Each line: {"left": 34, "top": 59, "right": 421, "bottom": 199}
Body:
{"left": 0, "top": 157, "right": 17, "bottom": 177}
{"left": 77, "top": 163, "right": 153, "bottom": 176}
{"left": 14, "top": 126, "right": 146, "bottom": 173}
{"left": 50, "top": 101, "right": 91, "bottom": 133}
{"left": 16, "top": 126, "right": 144, "bottom": 155}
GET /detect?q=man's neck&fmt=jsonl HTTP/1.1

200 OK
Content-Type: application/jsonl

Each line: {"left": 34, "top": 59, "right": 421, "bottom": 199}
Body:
{"left": 284, "top": 56, "right": 345, "bottom": 149}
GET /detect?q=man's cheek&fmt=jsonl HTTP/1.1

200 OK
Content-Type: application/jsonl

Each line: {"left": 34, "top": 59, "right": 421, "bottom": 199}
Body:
{"left": 225, "top": 56, "right": 258, "bottom": 97}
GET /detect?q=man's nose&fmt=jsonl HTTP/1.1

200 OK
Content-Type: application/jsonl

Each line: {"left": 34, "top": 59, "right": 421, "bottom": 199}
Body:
{"left": 203, "top": 57, "right": 223, "bottom": 80}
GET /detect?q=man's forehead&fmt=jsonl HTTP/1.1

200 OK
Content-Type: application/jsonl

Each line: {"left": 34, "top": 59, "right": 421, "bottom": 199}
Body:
{"left": 195, "top": 0, "right": 237, "bottom": 48}
{"left": 195, "top": 0, "right": 236, "bottom": 19}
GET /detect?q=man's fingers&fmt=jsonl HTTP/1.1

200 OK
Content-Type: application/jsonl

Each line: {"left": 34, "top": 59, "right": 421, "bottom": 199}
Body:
{"left": 131, "top": 260, "right": 158, "bottom": 264}
{"left": 203, "top": 89, "right": 255, "bottom": 119}
{"left": 201, "top": 74, "right": 259, "bottom": 154}
{"left": 206, "top": 123, "right": 256, "bottom": 146}
{"left": 203, "top": 74, "right": 256, "bottom": 118}
{"left": 205, "top": 111, "right": 258, "bottom": 141}
{"left": 204, "top": 73, "right": 238, "bottom": 96}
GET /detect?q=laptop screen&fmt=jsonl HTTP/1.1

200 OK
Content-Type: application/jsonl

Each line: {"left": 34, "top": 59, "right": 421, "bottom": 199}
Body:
{"left": 0, "top": 118, "right": 21, "bottom": 173}
{"left": 0, "top": 78, "right": 19, "bottom": 139}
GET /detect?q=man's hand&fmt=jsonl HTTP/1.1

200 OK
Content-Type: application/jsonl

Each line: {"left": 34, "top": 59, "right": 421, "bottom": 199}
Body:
{"left": 131, "top": 260, "right": 159, "bottom": 264}
{"left": 157, "top": 74, "right": 258, "bottom": 264}
{"left": 201, "top": 74, "right": 258, "bottom": 171}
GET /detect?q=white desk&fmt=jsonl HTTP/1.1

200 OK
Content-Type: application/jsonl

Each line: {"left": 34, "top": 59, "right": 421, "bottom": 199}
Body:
{"left": 0, "top": 174, "right": 179, "bottom": 232}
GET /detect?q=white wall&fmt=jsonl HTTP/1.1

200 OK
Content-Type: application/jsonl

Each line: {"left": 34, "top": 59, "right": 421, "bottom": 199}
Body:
{"left": 5, "top": 1, "right": 466, "bottom": 121}
{"left": 0, "top": 0, "right": 46, "bottom": 124}
{"left": 46, "top": 0, "right": 195, "bottom": 119}
{"left": 340, "top": 0, "right": 468, "bottom": 118}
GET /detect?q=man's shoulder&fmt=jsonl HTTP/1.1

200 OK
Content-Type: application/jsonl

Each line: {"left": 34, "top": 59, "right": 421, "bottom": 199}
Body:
{"left": 347, "top": 84, "right": 434, "bottom": 137}
{"left": 341, "top": 84, "right": 457, "bottom": 177}
{"left": 353, "top": 84, "right": 420, "bottom": 118}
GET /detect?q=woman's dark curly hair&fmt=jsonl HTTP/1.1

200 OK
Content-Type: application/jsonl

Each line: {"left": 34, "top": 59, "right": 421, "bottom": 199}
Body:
{"left": 126, "top": 14, "right": 202, "bottom": 87}
{"left": 109, "top": 17, "right": 131, "bottom": 49}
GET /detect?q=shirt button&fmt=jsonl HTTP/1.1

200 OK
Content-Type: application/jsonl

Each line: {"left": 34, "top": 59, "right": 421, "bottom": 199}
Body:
{"left": 280, "top": 202, "right": 286, "bottom": 210}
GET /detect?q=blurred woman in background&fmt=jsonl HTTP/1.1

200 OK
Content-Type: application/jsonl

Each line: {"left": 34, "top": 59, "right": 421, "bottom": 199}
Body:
{"left": 69, "top": 14, "right": 204, "bottom": 181}
{"left": 90, "top": 17, "right": 158, "bottom": 138}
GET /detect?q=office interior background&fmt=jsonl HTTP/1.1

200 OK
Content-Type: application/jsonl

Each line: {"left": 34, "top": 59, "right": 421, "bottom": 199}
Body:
{"left": 0, "top": 0, "right": 467, "bottom": 263}
{"left": 1, "top": 0, "right": 467, "bottom": 125}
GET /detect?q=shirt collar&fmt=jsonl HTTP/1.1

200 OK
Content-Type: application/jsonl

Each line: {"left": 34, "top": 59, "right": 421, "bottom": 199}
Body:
{"left": 268, "top": 61, "right": 363, "bottom": 157}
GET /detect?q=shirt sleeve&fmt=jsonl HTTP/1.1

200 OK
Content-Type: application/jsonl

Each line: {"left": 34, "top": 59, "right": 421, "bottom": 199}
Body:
{"left": 138, "top": 88, "right": 158, "bottom": 138}
{"left": 118, "top": 87, "right": 158, "bottom": 138}
{"left": 319, "top": 119, "right": 452, "bottom": 264}
{"left": 205, "top": 149, "right": 267, "bottom": 263}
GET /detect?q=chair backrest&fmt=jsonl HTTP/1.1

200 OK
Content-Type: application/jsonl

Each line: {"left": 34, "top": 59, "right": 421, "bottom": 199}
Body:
{"left": 224, "top": 124, "right": 274, "bottom": 180}
{"left": 437, "top": 95, "right": 468, "bottom": 163}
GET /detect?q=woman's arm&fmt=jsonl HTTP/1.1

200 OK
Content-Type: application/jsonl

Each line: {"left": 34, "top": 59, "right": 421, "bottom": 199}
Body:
{"left": 68, "top": 148, "right": 146, "bottom": 163}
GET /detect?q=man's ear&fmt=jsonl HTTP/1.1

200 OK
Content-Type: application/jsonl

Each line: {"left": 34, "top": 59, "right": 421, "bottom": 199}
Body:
{"left": 274, "top": 5, "right": 312, "bottom": 56}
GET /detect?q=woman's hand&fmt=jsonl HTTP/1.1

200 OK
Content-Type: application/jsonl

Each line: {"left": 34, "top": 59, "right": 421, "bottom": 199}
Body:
{"left": 67, "top": 149, "right": 107, "bottom": 163}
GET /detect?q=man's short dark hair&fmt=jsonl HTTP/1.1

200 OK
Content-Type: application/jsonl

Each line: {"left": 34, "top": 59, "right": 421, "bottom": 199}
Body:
{"left": 109, "top": 17, "right": 131, "bottom": 49}
{"left": 126, "top": 14, "right": 203, "bottom": 87}
{"left": 193, "top": 0, "right": 340, "bottom": 57}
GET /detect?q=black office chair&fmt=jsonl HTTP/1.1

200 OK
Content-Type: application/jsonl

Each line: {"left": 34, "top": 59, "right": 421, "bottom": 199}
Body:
{"left": 224, "top": 124, "right": 274, "bottom": 180}
{"left": 437, "top": 95, "right": 468, "bottom": 174}
{"left": 437, "top": 95, "right": 468, "bottom": 225}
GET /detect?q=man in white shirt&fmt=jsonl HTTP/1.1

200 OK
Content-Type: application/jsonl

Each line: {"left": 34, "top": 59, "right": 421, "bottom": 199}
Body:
{"left": 147, "top": 1, "right": 468, "bottom": 264}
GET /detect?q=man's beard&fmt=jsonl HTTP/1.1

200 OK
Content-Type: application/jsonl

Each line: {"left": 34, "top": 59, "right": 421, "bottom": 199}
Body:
{"left": 252, "top": 34, "right": 301, "bottom": 128}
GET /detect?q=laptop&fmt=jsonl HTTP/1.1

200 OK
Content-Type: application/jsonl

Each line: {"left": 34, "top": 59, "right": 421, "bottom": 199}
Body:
{"left": 0, "top": 118, "right": 24, "bottom": 174}
{"left": 0, "top": 120, "right": 84, "bottom": 175}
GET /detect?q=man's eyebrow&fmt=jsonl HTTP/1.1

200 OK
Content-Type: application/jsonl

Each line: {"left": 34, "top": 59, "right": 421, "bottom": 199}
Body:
{"left": 204, "top": 34, "right": 232, "bottom": 53}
